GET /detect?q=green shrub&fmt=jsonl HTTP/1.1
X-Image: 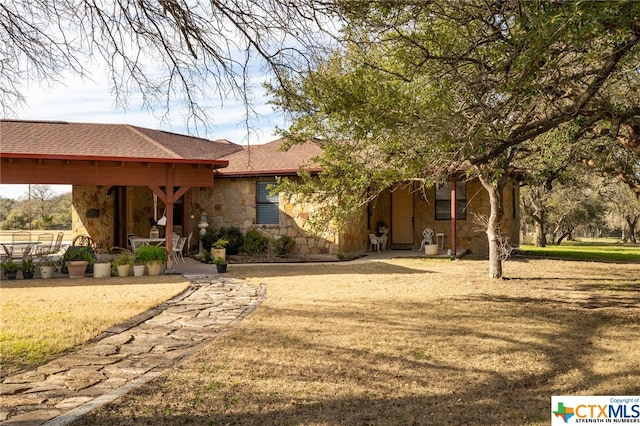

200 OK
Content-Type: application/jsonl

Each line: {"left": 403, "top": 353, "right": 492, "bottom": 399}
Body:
{"left": 200, "top": 226, "right": 244, "bottom": 255}
{"left": 200, "top": 229, "right": 218, "bottom": 252}
{"left": 60, "top": 246, "right": 96, "bottom": 273}
{"left": 242, "top": 229, "right": 269, "bottom": 255}
{"left": 216, "top": 226, "right": 244, "bottom": 255}
{"left": 271, "top": 235, "right": 295, "bottom": 256}
{"left": 135, "top": 245, "right": 168, "bottom": 263}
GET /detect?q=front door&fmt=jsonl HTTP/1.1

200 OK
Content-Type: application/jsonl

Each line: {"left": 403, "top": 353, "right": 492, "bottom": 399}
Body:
{"left": 391, "top": 185, "right": 414, "bottom": 247}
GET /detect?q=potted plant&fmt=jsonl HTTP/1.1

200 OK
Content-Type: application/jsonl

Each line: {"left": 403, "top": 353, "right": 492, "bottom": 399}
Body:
{"left": 114, "top": 251, "right": 134, "bottom": 277}
{"left": 21, "top": 258, "right": 36, "bottom": 279}
{"left": 135, "top": 245, "right": 168, "bottom": 276}
{"left": 2, "top": 259, "right": 20, "bottom": 280}
{"left": 210, "top": 238, "right": 229, "bottom": 262}
{"left": 39, "top": 257, "right": 56, "bottom": 279}
{"left": 61, "top": 246, "right": 94, "bottom": 278}
{"left": 213, "top": 256, "right": 227, "bottom": 273}
{"left": 93, "top": 254, "right": 112, "bottom": 278}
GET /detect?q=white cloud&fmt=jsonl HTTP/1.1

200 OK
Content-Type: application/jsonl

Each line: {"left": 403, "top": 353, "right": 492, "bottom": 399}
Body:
{"left": 15, "top": 65, "right": 285, "bottom": 145}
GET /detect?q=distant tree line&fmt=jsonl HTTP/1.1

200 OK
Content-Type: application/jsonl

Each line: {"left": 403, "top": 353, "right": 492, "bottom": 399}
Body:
{"left": 0, "top": 185, "right": 71, "bottom": 230}
{"left": 521, "top": 175, "right": 640, "bottom": 245}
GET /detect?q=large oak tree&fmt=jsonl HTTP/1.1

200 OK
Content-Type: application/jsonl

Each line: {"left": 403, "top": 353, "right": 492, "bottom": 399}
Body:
{"left": 271, "top": 0, "right": 640, "bottom": 278}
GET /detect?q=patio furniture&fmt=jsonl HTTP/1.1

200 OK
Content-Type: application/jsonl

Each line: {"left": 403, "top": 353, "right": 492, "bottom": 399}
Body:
{"left": 130, "top": 237, "right": 166, "bottom": 254}
{"left": 172, "top": 236, "right": 187, "bottom": 263}
{"left": 419, "top": 228, "right": 435, "bottom": 252}
{"left": 369, "top": 234, "right": 381, "bottom": 253}
{"left": 185, "top": 232, "right": 193, "bottom": 256}
{"left": 33, "top": 233, "right": 54, "bottom": 258}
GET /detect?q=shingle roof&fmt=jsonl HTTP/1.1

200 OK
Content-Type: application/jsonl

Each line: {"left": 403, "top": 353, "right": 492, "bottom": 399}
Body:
{"left": 216, "top": 138, "right": 323, "bottom": 177}
{"left": 0, "top": 120, "right": 243, "bottom": 161}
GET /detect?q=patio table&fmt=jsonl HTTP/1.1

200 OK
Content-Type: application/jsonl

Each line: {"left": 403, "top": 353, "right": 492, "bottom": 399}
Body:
{"left": 1, "top": 242, "right": 41, "bottom": 259}
{"left": 130, "top": 237, "right": 166, "bottom": 254}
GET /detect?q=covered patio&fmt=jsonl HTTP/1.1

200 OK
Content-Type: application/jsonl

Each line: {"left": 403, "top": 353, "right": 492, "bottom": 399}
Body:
{"left": 0, "top": 119, "right": 243, "bottom": 270}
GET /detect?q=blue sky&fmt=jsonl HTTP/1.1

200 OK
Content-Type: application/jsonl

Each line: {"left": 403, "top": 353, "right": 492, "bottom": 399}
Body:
{"left": 1, "top": 66, "right": 288, "bottom": 200}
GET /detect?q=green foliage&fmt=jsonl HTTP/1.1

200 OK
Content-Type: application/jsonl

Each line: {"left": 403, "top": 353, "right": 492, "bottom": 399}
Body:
{"left": 271, "top": 235, "right": 294, "bottom": 257}
{"left": 242, "top": 229, "right": 269, "bottom": 256}
{"left": 212, "top": 238, "right": 229, "bottom": 249}
{"left": 61, "top": 246, "right": 95, "bottom": 264}
{"left": 1, "top": 259, "right": 20, "bottom": 273}
{"left": 200, "top": 226, "right": 244, "bottom": 254}
{"left": 0, "top": 188, "right": 71, "bottom": 230}
{"left": 134, "top": 246, "right": 168, "bottom": 263}
{"left": 21, "top": 258, "right": 35, "bottom": 273}
{"left": 212, "top": 256, "right": 226, "bottom": 265}
{"left": 114, "top": 251, "right": 135, "bottom": 266}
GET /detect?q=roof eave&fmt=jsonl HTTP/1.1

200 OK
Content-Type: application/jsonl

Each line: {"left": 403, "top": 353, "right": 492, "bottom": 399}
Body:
{"left": 0, "top": 152, "right": 229, "bottom": 167}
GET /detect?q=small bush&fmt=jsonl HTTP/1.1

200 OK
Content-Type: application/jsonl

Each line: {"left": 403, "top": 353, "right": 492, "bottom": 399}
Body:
{"left": 271, "top": 235, "right": 295, "bottom": 256}
{"left": 201, "top": 226, "right": 244, "bottom": 254}
{"left": 217, "top": 226, "right": 244, "bottom": 255}
{"left": 242, "top": 229, "right": 270, "bottom": 256}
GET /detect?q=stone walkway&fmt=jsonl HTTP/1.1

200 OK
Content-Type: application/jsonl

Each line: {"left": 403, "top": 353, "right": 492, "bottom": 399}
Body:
{"left": 0, "top": 275, "right": 266, "bottom": 426}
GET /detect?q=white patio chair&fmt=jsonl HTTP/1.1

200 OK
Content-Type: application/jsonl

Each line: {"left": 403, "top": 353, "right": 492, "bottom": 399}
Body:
{"left": 172, "top": 236, "right": 187, "bottom": 262}
{"left": 419, "top": 228, "right": 435, "bottom": 251}
{"left": 369, "top": 234, "right": 381, "bottom": 253}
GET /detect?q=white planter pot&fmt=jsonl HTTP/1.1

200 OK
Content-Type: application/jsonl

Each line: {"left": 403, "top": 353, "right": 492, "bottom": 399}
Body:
{"left": 40, "top": 265, "right": 55, "bottom": 279}
{"left": 424, "top": 244, "right": 439, "bottom": 256}
{"left": 133, "top": 265, "right": 145, "bottom": 276}
{"left": 117, "top": 264, "right": 131, "bottom": 277}
{"left": 93, "top": 262, "right": 111, "bottom": 278}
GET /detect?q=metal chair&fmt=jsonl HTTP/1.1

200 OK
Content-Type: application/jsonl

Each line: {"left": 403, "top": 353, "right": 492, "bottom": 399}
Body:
{"left": 34, "top": 233, "right": 54, "bottom": 258}
{"left": 172, "top": 236, "right": 187, "bottom": 262}
{"left": 11, "top": 231, "right": 32, "bottom": 258}
{"left": 49, "top": 232, "right": 65, "bottom": 255}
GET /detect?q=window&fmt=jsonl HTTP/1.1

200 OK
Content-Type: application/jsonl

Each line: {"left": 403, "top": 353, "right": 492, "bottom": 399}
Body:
{"left": 435, "top": 181, "right": 466, "bottom": 220}
{"left": 256, "top": 181, "right": 279, "bottom": 224}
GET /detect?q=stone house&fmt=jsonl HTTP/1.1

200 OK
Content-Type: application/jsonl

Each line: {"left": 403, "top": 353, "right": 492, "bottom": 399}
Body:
{"left": 201, "top": 138, "right": 521, "bottom": 258}
{"left": 1, "top": 119, "right": 520, "bottom": 260}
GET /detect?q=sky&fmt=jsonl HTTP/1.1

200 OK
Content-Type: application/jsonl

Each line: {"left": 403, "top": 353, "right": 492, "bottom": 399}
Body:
{"left": 1, "top": 64, "right": 288, "bottom": 200}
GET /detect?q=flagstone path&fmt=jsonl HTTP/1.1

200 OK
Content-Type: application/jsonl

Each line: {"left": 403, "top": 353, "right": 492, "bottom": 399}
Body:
{"left": 0, "top": 275, "right": 266, "bottom": 426}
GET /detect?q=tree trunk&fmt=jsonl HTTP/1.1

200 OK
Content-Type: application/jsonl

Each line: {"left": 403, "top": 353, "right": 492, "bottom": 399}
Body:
{"left": 534, "top": 217, "right": 546, "bottom": 247}
{"left": 627, "top": 217, "right": 638, "bottom": 243}
{"left": 478, "top": 174, "right": 506, "bottom": 279}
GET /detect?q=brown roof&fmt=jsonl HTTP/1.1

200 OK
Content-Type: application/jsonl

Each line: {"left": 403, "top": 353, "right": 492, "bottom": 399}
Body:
{"left": 216, "top": 138, "right": 323, "bottom": 177}
{"left": 0, "top": 119, "right": 243, "bottom": 163}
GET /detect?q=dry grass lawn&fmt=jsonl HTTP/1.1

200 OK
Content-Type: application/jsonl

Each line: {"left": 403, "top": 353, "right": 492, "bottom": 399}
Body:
{"left": 0, "top": 275, "right": 190, "bottom": 376}
{"left": 65, "top": 257, "right": 640, "bottom": 425}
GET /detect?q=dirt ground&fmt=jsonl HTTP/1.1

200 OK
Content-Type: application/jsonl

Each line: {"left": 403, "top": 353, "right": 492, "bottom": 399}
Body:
{"left": 69, "top": 257, "right": 639, "bottom": 425}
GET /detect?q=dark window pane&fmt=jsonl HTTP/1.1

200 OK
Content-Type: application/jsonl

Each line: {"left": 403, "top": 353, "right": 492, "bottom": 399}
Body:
{"left": 257, "top": 181, "right": 279, "bottom": 224}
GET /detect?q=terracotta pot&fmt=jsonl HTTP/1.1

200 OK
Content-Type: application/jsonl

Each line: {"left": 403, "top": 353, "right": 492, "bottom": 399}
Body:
{"left": 67, "top": 260, "right": 89, "bottom": 278}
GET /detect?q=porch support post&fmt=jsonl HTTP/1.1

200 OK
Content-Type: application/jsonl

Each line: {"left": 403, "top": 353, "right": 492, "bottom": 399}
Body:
{"left": 450, "top": 173, "right": 457, "bottom": 256}
{"left": 149, "top": 167, "right": 191, "bottom": 272}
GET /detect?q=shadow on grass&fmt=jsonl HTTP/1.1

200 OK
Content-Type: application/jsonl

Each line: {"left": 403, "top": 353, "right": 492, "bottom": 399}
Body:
{"left": 72, "top": 287, "right": 640, "bottom": 426}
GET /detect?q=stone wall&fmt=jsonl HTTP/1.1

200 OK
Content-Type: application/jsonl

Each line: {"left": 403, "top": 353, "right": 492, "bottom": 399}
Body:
{"left": 71, "top": 176, "right": 519, "bottom": 258}
{"left": 194, "top": 178, "right": 345, "bottom": 257}
{"left": 365, "top": 177, "right": 520, "bottom": 256}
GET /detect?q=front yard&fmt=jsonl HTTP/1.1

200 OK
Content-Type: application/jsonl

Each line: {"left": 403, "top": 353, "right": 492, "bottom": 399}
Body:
{"left": 61, "top": 257, "right": 639, "bottom": 426}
